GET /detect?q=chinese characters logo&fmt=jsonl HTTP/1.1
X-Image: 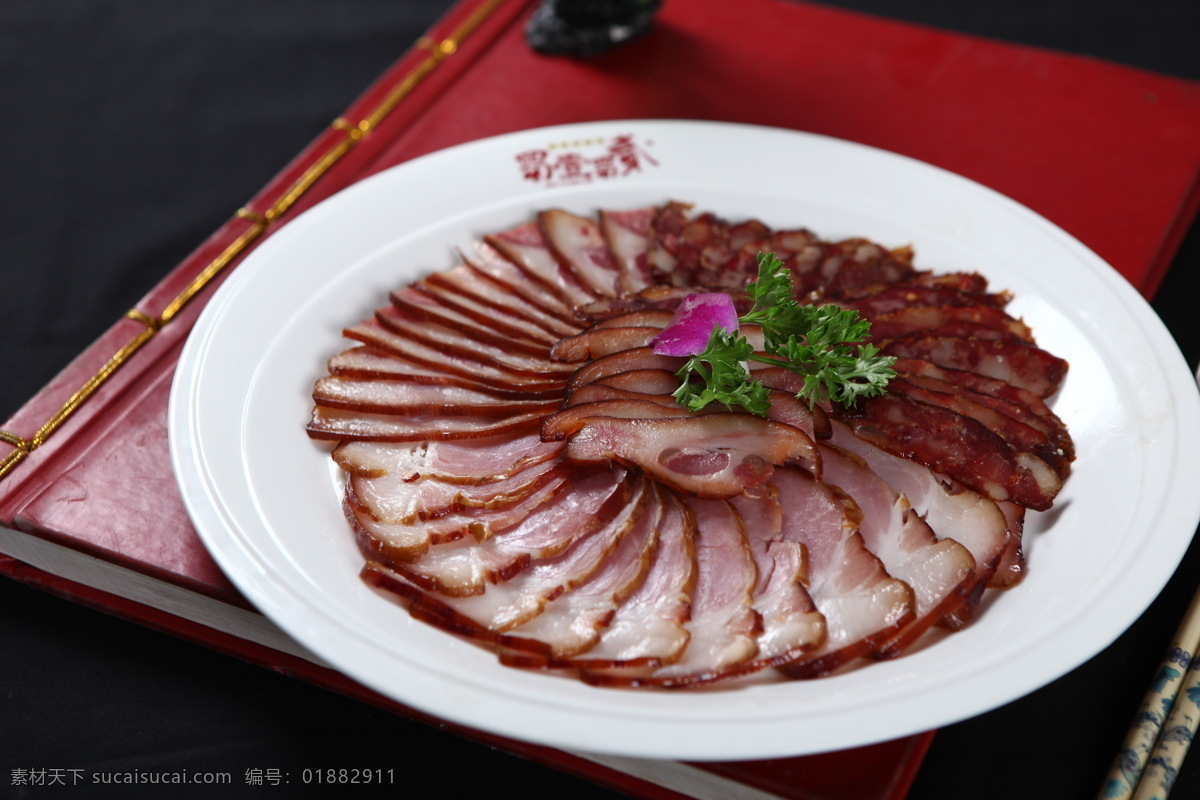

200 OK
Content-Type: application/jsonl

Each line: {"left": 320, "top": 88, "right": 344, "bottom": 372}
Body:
{"left": 515, "top": 134, "right": 658, "bottom": 187}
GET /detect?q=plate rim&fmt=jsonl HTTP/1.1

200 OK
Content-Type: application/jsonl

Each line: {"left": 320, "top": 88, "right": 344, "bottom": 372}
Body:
{"left": 169, "top": 119, "right": 1200, "bottom": 760}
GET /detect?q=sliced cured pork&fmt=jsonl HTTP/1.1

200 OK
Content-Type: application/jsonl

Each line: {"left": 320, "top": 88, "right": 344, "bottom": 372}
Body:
{"left": 309, "top": 202, "right": 1075, "bottom": 689}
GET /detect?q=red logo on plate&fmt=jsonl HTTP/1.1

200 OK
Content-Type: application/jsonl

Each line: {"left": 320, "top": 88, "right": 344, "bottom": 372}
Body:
{"left": 515, "top": 134, "right": 658, "bottom": 187}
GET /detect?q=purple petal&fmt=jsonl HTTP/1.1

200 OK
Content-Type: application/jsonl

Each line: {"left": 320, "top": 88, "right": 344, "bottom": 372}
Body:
{"left": 651, "top": 293, "right": 739, "bottom": 357}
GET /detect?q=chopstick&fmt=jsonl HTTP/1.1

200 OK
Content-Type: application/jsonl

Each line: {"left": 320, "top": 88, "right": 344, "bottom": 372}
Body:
{"left": 1100, "top": 584, "right": 1200, "bottom": 800}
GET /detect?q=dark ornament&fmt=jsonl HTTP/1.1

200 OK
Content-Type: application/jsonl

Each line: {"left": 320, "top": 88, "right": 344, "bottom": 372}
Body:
{"left": 525, "top": 0, "right": 663, "bottom": 57}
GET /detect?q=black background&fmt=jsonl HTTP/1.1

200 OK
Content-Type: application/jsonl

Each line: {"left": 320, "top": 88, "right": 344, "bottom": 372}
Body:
{"left": 2, "top": 1, "right": 1199, "bottom": 798}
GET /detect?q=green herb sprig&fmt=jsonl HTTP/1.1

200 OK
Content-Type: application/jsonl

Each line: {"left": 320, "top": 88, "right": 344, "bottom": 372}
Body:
{"left": 671, "top": 252, "right": 896, "bottom": 416}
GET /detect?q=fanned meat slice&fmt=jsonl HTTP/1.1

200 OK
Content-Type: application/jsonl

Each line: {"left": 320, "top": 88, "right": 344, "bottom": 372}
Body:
{"left": 729, "top": 489, "right": 827, "bottom": 672}
{"left": 542, "top": 491, "right": 695, "bottom": 671}
{"left": 841, "top": 285, "right": 1011, "bottom": 316}
{"left": 540, "top": 209, "right": 622, "bottom": 297}
{"left": 550, "top": 326, "right": 663, "bottom": 362}
{"left": 408, "top": 476, "right": 648, "bottom": 630}
{"left": 312, "top": 374, "right": 560, "bottom": 418}
{"left": 387, "top": 467, "right": 631, "bottom": 597}
{"left": 866, "top": 306, "right": 1034, "bottom": 344}
{"left": 395, "top": 284, "right": 558, "bottom": 349}
{"left": 836, "top": 392, "right": 1061, "bottom": 510}
{"left": 564, "top": 381, "right": 677, "bottom": 409}
{"left": 350, "top": 456, "right": 564, "bottom": 527}
{"left": 565, "top": 346, "right": 685, "bottom": 391}
{"left": 884, "top": 336, "right": 1068, "bottom": 398}
{"left": 420, "top": 263, "right": 580, "bottom": 340}
{"left": 349, "top": 469, "right": 571, "bottom": 564}
{"left": 460, "top": 241, "right": 583, "bottom": 326}
{"left": 644, "top": 201, "right": 692, "bottom": 283}
{"left": 485, "top": 221, "right": 599, "bottom": 307}
{"left": 893, "top": 357, "right": 1073, "bottom": 460}
{"left": 307, "top": 406, "right": 548, "bottom": 443}
{"left": 498, "top": 485, "right": 664, "bottom": 661}
{"left": 551, "top": 408, "right": 820, "bottom": 498}
{"left": 829, "top": 420, "right": 1007, "bottom": 624}
{"left": 326, "top": 347, "right": 561, "bottom": 401}
{"left": 599, "top": 206, "right": 655, "bottom": 292}
{"left": 585, "top": 367, "right": 681, "bottom": 397}
{"left": 993, "top": 501, "right": 1027, "bottom": 588}
{"left": 375, "top": 307, "right": 570, "bottom": 378}
{"left": 820, "top": 239, "right": 917, "bottom": 298}
{"left": 887, "top": 375, "right": 1070, "bottom": 480}
{"left": 585, "top": 498, "right": 760, "bottom": 688}
{"left": 589, "top": 309, "right": 675, "bottom": 330}
{"left": 345, "top": 317, "right": 566, "bottom": 393}
{"left": 332, "top": 432, "right": 563, "bottom": 483}
{"left": 772, "top": 468, "right": 915, "bottom": 679}
{"left": 818, "top": 443, "right": 976, "bottom": 657}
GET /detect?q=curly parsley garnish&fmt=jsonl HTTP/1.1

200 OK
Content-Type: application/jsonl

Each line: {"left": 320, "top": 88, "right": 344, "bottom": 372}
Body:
{"left": 658, "top": 252, "right": 896, "bottom": 416}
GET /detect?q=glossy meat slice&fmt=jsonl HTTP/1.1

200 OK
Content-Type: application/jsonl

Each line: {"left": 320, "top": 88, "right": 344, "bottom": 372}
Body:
{"left": 585, "top": 498, "right": 761, "bottom": 687}
{"left": 498, "top": 484, "right": 664, "bottom": 661}
{"left": 886, "top": 375, "right": 1070, "bottom": 480}
{"left": 345, "top": 317, "right": 566, "bottom": 393}
{"left": 836, "top": 392, "right": 1062, "bottom": 510}
{"left": 312, "top": 374, "right": 560, "bottom": 418}
{"left": 485, "top": 221, "right": 599, "bottom": 307}
{"left": 540, "top": 209, "right": 623, "bottom": 297}
{"left": 884, "top": 336, "right": 1068, "bottom": 398}
{"left": 547, "top": 491, "right": 696, "bottom": 671}
{"left": 729, "top": 489, "right": 827, "bottom": 671}
{"left": 349, "top": 468, "right": 571, "bottom": 564}
{"left": 331, "top": 432, "right": 563, "bottom": 482}
{"left": 550, "top": 326, "right": 663, "bottom": 362}
{"left": 893, "top": 357, "right": 1073, "bottom": 460}
{"left": 829, "top": 420, "right": 1008, "bottom": 624}
{"left": 419, "top": 263, "right": 579, "bottom": 340}
{"left": 307, "top": 405, "right": 548, "bottom": 443}
{"left": 460, "top": 241, "right": 582, "bottom": 326}
{"left": 598, "top": 207, "right": 655, "bottom": 292}
{"left": 325, "top": 347, "right": 561, "bottom": 401}
{"left": 549, "top": 405, "right": 820, "bottom": 498}
{"left": 818, "top": 443, "right": 976, "bottom": 657}
{"left": 772, "top": 468, "right": 915, "bottom": 679}
{"left": 385, "top": 467, "right": 632, "bottom": 597}
{"left": 350, "top": 455, "right": 564, "bottom": 527}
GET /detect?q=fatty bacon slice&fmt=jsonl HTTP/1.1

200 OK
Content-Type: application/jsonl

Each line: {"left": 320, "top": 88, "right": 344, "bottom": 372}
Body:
{"left": 544, "top": 401, "right": 821, "bottom": 499}
{"left": 523, "top": 490, "right": 696, "bottom": 672}
{"left": 332, "top": 432, "right": 563, "bottom": 483}
{"left": 383, "top": 466, "right": 632, "bottom": 598}
{"left": 817, "top": 443, "right": 976, "bottom": 657}
{"left": 485, "top": 221, "right": 599, "bottom": 307}
{"left": 496, "top": 483, "right": 665, "bottom": 662}
{"left": 828, "top": 420, "right": 1009, "bottom": 625}
{"left": 598, "top": 206, "right": 655, "bottom": 293}
{"left": 364, "top": 473, "right": 649, "bottom": 640}
{"left": 771, "top": 468, "right": 916, "bottom": 679}
{"left": 583, "top": 498, "right": 761, "bottom": 688}
{"left": 348, "top": 465, "right": 571, "bottom": 564}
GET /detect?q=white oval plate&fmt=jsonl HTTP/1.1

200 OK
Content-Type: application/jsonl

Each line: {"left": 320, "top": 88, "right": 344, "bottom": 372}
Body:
{"left": 169, "top": 120, "right": 1200, "bottom": 761}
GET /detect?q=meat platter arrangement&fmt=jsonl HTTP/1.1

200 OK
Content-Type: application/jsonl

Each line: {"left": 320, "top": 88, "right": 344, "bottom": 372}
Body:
{"left": 305, "top": 202, "right": 1074, "bottom": 690}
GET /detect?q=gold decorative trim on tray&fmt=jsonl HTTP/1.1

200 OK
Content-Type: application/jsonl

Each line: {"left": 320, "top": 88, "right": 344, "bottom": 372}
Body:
{"left": 0, "top": 0, "right": 513, "bottom": 481}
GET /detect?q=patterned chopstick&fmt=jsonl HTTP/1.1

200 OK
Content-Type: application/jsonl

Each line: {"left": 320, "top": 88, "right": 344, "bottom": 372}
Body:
{"left": 1101, "top": 585, "right": 1200, "bottom": 799}
{"left": 1131, "top": 656, "right": 1200, "bottom": 800}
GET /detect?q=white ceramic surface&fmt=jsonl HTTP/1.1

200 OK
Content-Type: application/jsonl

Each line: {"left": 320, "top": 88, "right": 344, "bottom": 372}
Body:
{"left": 169, "top": 120, "right": 1200, "bottom": 760}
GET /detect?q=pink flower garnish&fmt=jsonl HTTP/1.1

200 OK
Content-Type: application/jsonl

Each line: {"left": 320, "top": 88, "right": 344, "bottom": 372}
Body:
{"left": 651, "top": 293, "right": 739, "bottom": 357}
